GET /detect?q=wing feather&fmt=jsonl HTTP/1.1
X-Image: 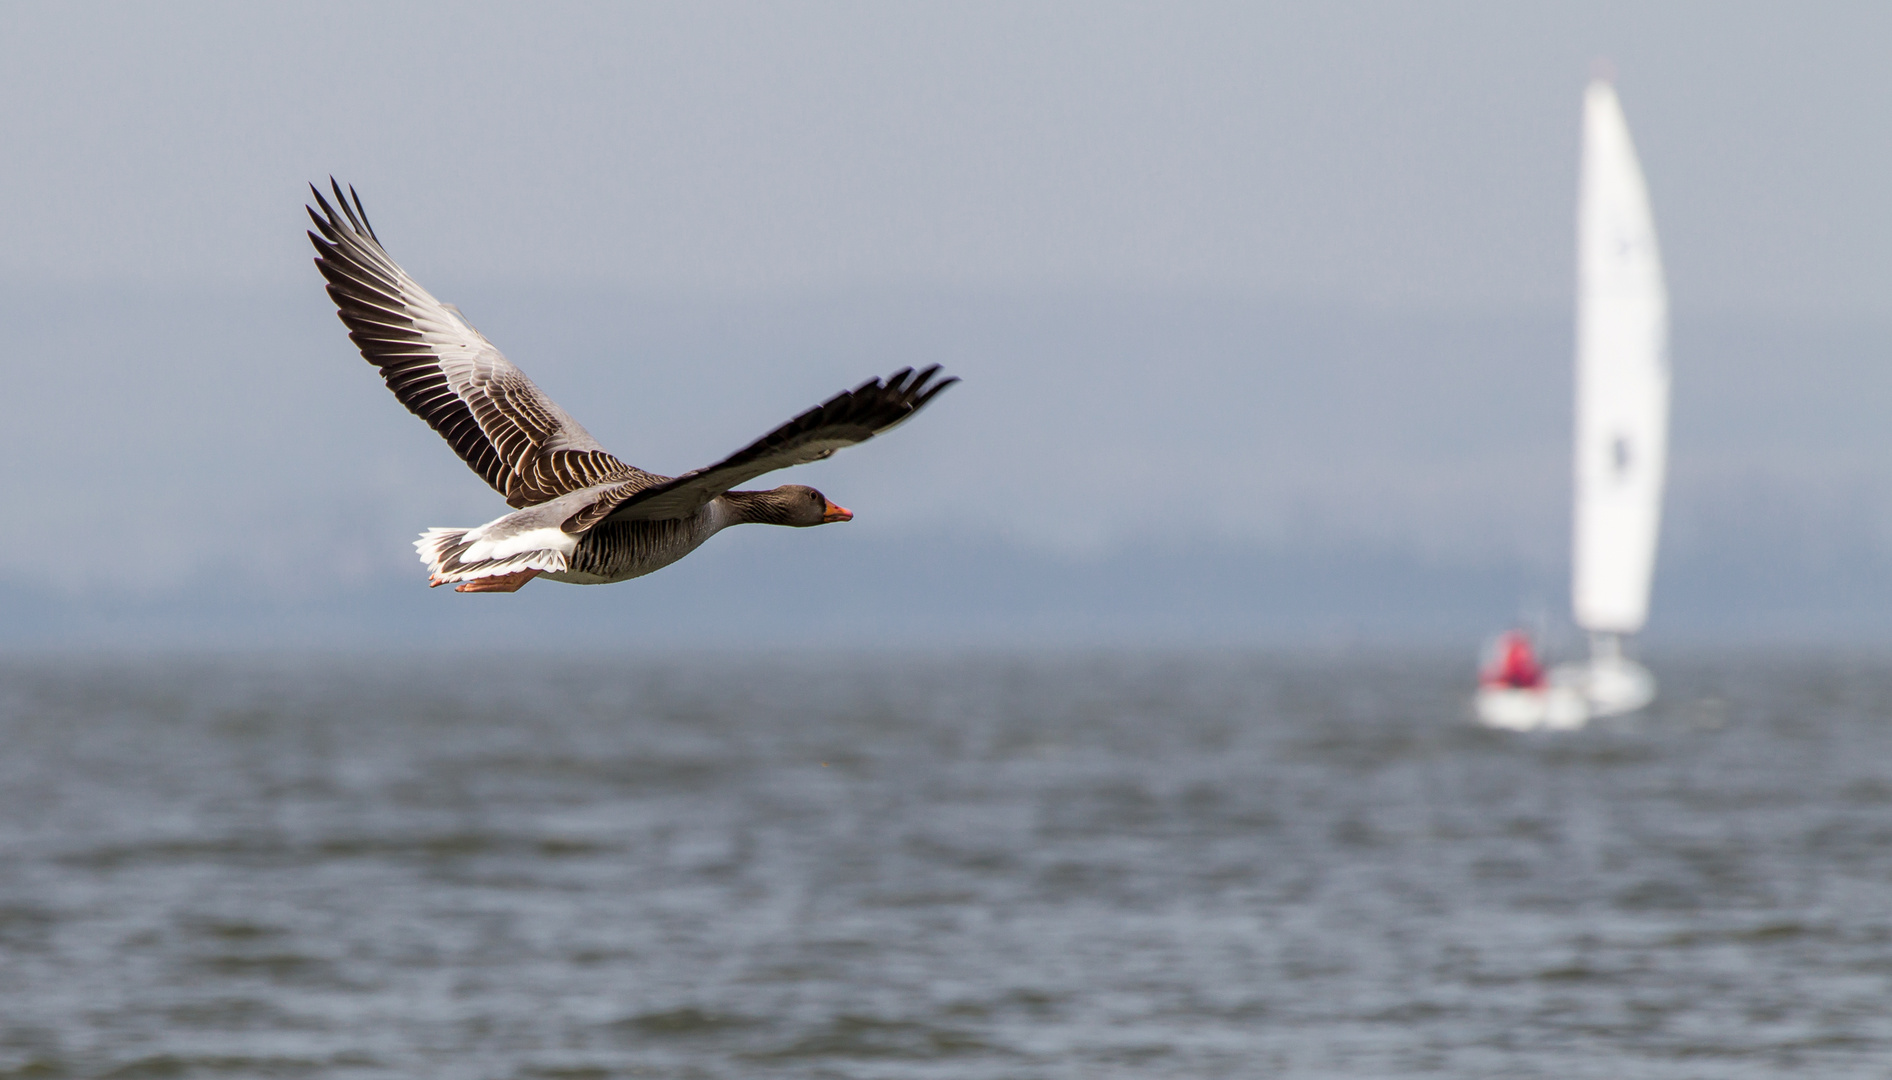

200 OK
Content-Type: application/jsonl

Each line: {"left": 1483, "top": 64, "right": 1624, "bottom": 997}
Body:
{"left": 308, "top": 180, "right": 650, "bottom": 507}
{"left": 566, "top": 366, "right": 956, "bottom": 530}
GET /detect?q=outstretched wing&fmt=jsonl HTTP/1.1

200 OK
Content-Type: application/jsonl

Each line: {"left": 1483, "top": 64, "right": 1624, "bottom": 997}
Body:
{"left": 307, "top": 180, "right": 648, "bottom": 508}
{"left": 568, "top": 366, "right": 957, "bottom": 529}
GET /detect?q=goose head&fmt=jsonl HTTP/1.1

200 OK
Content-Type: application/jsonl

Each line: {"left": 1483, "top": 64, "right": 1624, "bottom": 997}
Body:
{"left": 727, "top": 485, "right": 853, "bottom": 527}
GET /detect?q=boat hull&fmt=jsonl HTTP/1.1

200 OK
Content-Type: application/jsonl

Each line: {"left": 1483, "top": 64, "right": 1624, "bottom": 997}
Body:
{"left": 1473, "top": 654, "right": 1655, "bottom": 731}
{"left": 1474, "top": 685, "right": 1589, "bottom": 731}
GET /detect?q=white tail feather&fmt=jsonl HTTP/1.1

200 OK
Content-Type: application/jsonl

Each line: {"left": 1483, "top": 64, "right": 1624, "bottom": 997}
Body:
{"left": 415, "top": 526, "right": 569, "bottom": 586}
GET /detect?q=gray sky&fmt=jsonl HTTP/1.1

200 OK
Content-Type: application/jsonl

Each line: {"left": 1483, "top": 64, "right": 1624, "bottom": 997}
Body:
{"left": 4, "top": 1, "right": 1892, "bottom": 641}
{"left": 3, "top": 1, "right": 1890, "bottom": 315}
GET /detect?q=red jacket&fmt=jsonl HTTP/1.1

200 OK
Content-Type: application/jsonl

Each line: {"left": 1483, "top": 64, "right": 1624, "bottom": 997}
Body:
{"left": 1482, "top": 631, "right": 1544, "bottom": 689}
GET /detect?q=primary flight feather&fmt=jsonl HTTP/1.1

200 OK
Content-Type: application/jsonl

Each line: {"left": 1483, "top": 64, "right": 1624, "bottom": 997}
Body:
{"left": 307, "top": 180, "right": 956, "bottom": 593}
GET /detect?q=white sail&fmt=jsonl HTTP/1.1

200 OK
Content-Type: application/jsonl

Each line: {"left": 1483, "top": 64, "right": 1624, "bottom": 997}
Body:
{"left": 1571, "top": 80, "right": 1668, "bottom": 635}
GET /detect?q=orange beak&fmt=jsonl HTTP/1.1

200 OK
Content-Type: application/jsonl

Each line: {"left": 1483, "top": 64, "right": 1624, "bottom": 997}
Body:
{"left": 822, "top": 499, "right": 853, "bottom": 523}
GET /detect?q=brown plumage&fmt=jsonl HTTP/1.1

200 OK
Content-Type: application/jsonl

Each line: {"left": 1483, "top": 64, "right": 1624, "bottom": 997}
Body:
{"left": 307, "top": 180, "right": 955, "bottom": 592}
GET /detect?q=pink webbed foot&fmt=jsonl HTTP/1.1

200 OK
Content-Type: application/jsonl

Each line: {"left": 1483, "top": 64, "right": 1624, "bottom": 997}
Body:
{"left": 451, "top": 569, "right": 542, "bottom": 593}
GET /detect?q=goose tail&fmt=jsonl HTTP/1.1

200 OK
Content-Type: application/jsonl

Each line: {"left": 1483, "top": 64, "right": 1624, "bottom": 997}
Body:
{"left": 416, "top": 526, "right": 570, "bottom": 588}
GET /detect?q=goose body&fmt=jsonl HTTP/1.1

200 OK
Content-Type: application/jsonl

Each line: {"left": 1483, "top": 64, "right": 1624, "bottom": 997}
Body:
{"left": 307, "top": 181, "right": 955, "bottom": 593}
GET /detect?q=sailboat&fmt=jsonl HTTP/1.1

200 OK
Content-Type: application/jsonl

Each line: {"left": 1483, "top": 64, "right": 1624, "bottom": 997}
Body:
{"left": 1476, "top": 76, "right": 1669, "bottom": 732}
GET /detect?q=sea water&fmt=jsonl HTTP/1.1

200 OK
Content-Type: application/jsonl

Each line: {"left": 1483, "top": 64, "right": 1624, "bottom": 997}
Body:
{"left": 0, "top": 650, "right": 1888, "bottom": 1078}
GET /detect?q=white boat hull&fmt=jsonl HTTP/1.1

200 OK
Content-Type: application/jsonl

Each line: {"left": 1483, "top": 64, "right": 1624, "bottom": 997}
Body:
{"left": 1474, "top": 654, "right": 1654, "bottom": 731}
{"left": 1475, "top": 684, "right": 1589, "bottom": 731}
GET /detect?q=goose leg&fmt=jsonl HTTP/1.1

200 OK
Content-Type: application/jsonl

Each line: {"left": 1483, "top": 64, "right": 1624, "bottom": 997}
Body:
{"left": 453, "top": 569, "right": 542, "bottom": 593}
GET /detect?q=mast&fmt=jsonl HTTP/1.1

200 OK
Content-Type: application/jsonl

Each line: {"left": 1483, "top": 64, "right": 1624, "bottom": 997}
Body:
{"left": 1571, "top": 78, "right": 1669, "bottom": 637}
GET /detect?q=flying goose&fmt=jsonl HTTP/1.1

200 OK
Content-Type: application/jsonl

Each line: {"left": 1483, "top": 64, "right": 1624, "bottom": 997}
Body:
{"left": 307, "top": 181, "right": 956, "bottom": 593}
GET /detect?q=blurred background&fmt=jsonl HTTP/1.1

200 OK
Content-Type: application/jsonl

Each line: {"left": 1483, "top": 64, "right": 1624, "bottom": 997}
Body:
{"left": 5, "top": 0, "right": 1891, "bottom": 648}
{"left": 7, "top": 7, "right": 1892, "bottom": 1078}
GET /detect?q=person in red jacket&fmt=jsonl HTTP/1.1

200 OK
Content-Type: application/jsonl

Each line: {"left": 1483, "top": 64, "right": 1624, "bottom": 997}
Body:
{"left": 1481, "top": 630, "right": 1545, "bottom": 690}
